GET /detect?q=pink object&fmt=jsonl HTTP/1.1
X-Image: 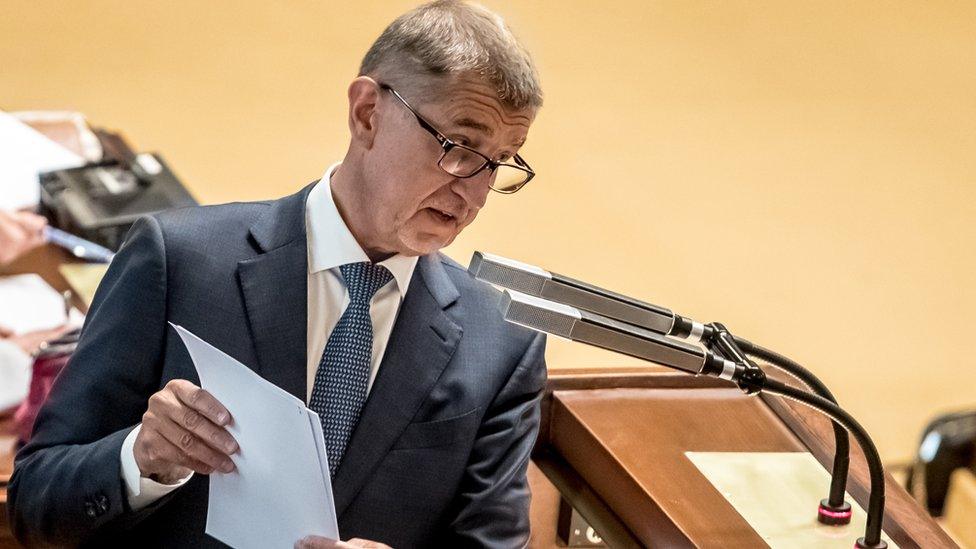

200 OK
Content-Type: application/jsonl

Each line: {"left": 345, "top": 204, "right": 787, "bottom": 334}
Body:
{"left": 14, "top": 351, "right": 72, "bottom": 444}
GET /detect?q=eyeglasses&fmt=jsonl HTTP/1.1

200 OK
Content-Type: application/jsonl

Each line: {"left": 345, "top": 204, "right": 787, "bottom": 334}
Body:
{"left": 378, "top": 83, "right": 535, "bottom": 194}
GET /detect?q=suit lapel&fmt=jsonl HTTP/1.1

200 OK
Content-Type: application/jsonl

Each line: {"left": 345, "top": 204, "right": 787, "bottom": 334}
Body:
{"left": 237, "top": 184, "right": 315, "bottom": 401}
{"left": 332, "top": 253, "right": 462, "bottom": 517}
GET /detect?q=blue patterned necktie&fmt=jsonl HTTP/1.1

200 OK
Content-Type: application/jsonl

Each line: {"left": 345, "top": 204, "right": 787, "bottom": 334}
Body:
{"left": 309, "top": 261, "right": 393, "bottom": 477}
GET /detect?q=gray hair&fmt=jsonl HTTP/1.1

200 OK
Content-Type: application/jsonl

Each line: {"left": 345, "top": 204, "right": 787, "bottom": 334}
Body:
{"left": 359, "top": 0, "right": 543, "bottom": 110}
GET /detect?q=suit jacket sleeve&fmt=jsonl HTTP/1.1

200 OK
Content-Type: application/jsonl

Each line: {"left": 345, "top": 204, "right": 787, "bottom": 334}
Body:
{"left": 442, "top": 330, "right": 548, "bottom": 548}
{"left": 7, "top": 216, "right": 174, "bottom": 546}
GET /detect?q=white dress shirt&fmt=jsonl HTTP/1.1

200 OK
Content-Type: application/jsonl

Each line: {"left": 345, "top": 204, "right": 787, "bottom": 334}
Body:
{"left": 120, "top": 163, "right": 418, "bottom": 510}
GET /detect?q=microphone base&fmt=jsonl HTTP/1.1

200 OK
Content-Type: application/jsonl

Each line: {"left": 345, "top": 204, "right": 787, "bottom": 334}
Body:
{"left": 855, "top": 537, "right": 888, "bottom": 548}
{"left": 817, "top": 499, "right": 853, "bottom": 526}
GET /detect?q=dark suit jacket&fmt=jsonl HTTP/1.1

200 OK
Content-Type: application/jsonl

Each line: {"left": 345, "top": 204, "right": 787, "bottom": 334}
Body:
{"left": 8, "top": 183, "right": 547, "bottom": 548}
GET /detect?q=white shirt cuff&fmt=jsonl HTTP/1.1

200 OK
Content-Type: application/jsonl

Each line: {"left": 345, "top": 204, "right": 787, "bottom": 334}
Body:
{"left": 120, "top": 424, "right": 194, "bottom": 511}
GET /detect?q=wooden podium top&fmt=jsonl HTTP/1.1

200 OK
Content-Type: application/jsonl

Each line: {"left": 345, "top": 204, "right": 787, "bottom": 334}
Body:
{"left": 534, "top": 370, "right": 957, "bottom": 548}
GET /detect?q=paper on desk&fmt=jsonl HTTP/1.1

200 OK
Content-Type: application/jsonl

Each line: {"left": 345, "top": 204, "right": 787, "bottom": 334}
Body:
{"left": 0, "top": 274, "right": 68, "bottom": 334}
{"left": 59, "top": 263, "right": 109, "bottom": 308}
{"left": 172, "top": 323, "right": 339, "bottom": 548}
{"left": 0, "top": 110, "right": 84, "bottom": 210}
{"left": 687, "top": 452, "right": 896, "bottom": 548}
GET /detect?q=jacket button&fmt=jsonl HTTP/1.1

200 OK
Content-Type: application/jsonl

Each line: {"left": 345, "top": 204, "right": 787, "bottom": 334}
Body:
{"left": 96, "top": 493, "right": 110, "bottom": 513}
{"left": 84, "top": 501, "right": 97, "bottom": 518}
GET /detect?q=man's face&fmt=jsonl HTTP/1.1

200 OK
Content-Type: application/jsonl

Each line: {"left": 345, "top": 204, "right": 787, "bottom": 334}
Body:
{"left": 361, "top": 75, "right": 536, "bottom": 256}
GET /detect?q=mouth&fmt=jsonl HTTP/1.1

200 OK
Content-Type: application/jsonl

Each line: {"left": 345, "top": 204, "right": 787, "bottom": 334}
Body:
{"left": 427, "top": 207, "right": 458, "bottom": 224}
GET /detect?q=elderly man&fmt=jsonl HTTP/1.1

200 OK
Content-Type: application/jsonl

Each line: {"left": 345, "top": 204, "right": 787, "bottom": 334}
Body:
{"left": 8, "top": 1, "right": 546, "bottom": 547}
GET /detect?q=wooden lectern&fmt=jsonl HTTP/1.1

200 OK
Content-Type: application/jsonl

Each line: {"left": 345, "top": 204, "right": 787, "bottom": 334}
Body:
{"left": 530, "top": 367, "right": 957, "bottom": 548}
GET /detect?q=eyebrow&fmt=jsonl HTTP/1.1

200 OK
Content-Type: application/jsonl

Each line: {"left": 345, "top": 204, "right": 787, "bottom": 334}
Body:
{"left": 451, "top": 117, "right": 527, "bottom": 151}
{"left": 452, "top": 117, "right": 495, "bottom": 137}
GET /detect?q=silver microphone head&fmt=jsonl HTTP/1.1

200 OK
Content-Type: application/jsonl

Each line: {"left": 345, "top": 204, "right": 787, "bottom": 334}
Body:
{"left": 469, "top": 251, "right": 551, "bottom": 295}
{"left": 498, "top": 290, "right": 580, "bottom": 339}
{"left": 470, "top": 251, "right": 677, "bottom": 336}
{"left": 498, "top": 289, "right": 707, "bottom": 375}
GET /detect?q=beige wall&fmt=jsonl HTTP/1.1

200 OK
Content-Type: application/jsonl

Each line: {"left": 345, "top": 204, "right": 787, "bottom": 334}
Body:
{"left": 3, "top": 1, "right": 974, "bottom": 463}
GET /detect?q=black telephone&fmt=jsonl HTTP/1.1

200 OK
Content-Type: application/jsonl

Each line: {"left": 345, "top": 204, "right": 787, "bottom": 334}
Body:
{"left": 38, "top": 129, "right": 197, "bottom": 251}
{"left": 907, "top": 410, "right": 976, "bottom": 516}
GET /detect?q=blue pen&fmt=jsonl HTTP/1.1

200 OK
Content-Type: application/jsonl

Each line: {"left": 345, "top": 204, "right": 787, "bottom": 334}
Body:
{"left": 44, "top": 226, "right": 116, "bottom": 263}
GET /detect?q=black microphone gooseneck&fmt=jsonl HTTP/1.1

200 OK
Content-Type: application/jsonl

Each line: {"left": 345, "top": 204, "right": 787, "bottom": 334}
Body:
{"left": 759, "top": 379, "right": 888, "bottom": 548}
{"left": 706, "top": 325, "right": 887, "bottom": 548}
{"left": 730, "top": 334, "right": 853, "bottom": 523}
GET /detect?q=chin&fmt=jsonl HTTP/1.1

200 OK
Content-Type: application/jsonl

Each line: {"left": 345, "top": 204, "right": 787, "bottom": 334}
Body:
{"left": 399, "top": 232, "right": 455, "bottom": 256}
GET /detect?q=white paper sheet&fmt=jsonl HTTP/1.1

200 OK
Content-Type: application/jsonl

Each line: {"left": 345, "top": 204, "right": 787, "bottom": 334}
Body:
{"left": 0, "top": 110, "right": 84, "bottom": 210}
{"left": 0, "top": 339, "right": 32, "bottom": 411}
{"left": 172, "top": 323, "right": 339, "bottom": 549}
{"left": 0, "top": 274, "right": 68, "bottom": 334}
{"left": 686, "top": 452, "right": 896, "bottom": 548}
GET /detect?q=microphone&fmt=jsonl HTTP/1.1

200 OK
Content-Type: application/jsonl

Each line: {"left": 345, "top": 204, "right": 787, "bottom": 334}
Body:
{"left": 498, "top": 290, "right": 743, "bottom": 382}
{"left": 473, "top": 252, "right": 881, "bottom": 540}
{"left": 496, "top": 288, "right": 889, "bottom": 548}
{"left": 469, "top": 251, "right": 710, "bottom": 342}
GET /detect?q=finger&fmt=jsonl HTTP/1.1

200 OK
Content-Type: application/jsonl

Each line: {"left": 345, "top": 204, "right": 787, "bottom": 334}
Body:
{"left": 170, "top": 380, "right": 232, "bottom": 426}
{"left": 151, "top": 414, "right": 237, "bottom": 473}
{"left": 9, "top": 326, "right": 67, "bottom": 355}
{"left": 0, "top": 215, "right": 28, "bottom": 262}
{"left": 295, "top": 537, "right": 341, "bottom": 549}
{"left": 0, "top": 325, "right": 13, "bottom": 338}
{"left": 9, "top": 333, "right": 45, "bottom": 356}
{"left": 347, "top": 539, "right": 389, "bottom": 548}
{"left": 139, "top": 425, "right": 217, "bottom": 476}
{"left": 3, "top": 215, "right": 29, "bottom": 243}
{"left": 13, "top": 212, "right": 46, "bottom": 247}
{"left": 13, "top": 211, "right": 47, "bottom": 233}
{"left": 31, "top": 325, "right": 70, "bottom": 342}
{"left": 149, "top": 389, "right": 239, "bottom": 458}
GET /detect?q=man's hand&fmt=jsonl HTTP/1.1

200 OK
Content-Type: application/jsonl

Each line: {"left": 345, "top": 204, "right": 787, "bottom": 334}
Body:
{"left": 134, "top": 379, "right": 239, "bottom": 483}
{"left": 0, "top": 210, "right": 47, "bottom": 265}
{"left": 0, "top": 324, "right": 71, "bottom": 356}
{"left": 295, "top": 537, "right": 392, "bottom": 549}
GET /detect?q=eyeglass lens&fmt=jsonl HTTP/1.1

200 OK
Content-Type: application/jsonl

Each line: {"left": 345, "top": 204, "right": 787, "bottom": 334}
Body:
{"left": 439, "top": 147, "right": 530, "bottom": 193}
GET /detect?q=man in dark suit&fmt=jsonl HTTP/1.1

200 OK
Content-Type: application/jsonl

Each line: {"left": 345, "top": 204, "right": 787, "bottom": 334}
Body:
{"left": 8, "top": 1, "right": 547, "bottom": 547}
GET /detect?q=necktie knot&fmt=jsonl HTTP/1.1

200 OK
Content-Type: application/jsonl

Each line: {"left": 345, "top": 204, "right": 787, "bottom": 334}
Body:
{"left": 339, "top": 262, "right": 393, "bottom": 304}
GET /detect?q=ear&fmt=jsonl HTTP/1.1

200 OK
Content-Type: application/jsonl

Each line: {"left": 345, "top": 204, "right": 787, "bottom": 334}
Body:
{"left": 347, "top": 76, "right": 382, "bottom": 149}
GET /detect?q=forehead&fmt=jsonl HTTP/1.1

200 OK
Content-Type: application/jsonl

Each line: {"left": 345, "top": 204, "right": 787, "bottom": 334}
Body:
{"left": 425, "top": 77, "right": 536, "bottom": 143}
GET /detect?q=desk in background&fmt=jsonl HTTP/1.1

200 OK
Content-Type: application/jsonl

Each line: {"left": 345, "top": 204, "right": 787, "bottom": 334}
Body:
{"left": 0, "top": 244, "right": 86, "bottom": 547}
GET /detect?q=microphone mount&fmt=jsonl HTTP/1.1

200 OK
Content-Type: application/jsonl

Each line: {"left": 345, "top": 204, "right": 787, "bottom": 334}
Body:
{"left": 667, "top": 321, "right": 882, "bottom": 545}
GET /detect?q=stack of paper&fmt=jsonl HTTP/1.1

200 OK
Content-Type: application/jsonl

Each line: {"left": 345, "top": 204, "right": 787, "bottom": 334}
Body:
{"left": 0, "top": 110, "right": 84, "bottom": 210}
{"left": 0, "top": 274, "right": 68, "bottom": 334}
{"left": 172, "top": 324, "right": 339, "bottom": 548}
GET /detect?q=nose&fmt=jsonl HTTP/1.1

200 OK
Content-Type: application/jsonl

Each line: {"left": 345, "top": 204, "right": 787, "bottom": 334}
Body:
{"left": 450, "top": 169, "right": 492, "bottom": 210}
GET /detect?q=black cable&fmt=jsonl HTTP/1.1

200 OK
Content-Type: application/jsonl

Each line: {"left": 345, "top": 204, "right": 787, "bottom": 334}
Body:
{"left": 736, "top": 338, "right": 851, "bottom": 511}
{"left": 761, "top": 377, "right": 888, "bottom": 548}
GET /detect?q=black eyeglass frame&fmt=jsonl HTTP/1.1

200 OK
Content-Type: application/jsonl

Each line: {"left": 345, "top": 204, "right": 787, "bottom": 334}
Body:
{"left": 378, "top": 82, "right": 535, "bottom": 194}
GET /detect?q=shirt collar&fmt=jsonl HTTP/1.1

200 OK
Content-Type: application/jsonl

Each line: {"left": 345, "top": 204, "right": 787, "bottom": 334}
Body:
{"left": 305, "top": 162, "right": 418, "bottom": 298}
